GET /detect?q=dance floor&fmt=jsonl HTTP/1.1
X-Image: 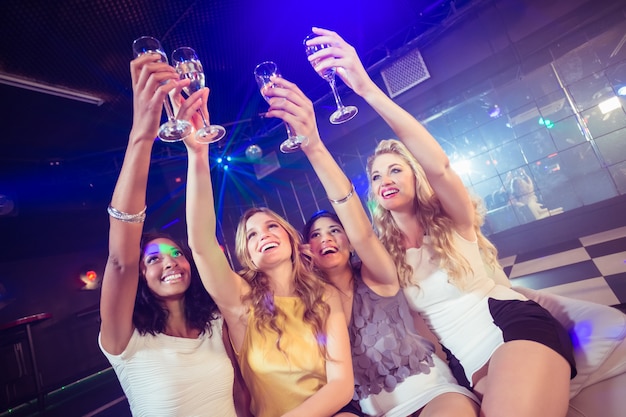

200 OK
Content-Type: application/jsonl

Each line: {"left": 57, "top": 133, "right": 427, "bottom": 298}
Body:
{"left": 501, "top": 226, "right": 626, "bottom": 307}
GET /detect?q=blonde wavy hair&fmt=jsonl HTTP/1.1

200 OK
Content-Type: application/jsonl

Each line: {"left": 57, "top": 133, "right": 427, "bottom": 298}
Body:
{"left": 366, "top": 139, "right": 499, "bottom": 287}
{"left": 235, "top": 207, "right": 330, "bottom": 357}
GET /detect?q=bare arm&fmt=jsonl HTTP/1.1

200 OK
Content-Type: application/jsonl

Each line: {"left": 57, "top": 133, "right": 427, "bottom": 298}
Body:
{"left": 264, "top": 76, "right": 398, "bottom": 295}
{"left": 309, "top": 27, "right": 475, "bottom": 239}
{"left": 182, "top": 91, "right": 249, "bottom": 349}
{"left": 100, "top": 55, "right": 181, "bottom": 354}
{"left": 282, "top": 287, "right": 354, "bottom": 417}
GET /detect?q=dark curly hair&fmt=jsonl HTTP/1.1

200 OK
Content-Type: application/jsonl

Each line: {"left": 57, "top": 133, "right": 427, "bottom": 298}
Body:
{"left": 133, "top": 232, "right": 219, "bottom": 336}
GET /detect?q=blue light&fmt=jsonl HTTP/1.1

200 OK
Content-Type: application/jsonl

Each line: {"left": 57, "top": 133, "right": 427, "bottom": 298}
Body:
{"left": 617, "top": 85, "right": 626, "bottom": 96}
{"left": 216, "top": 157, "right": 223, "bottom": 164}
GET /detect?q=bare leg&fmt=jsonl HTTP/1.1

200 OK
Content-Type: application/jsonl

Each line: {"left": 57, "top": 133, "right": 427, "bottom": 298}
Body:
{"left": 474, "top": 340, "right": 570, "bottom": 417}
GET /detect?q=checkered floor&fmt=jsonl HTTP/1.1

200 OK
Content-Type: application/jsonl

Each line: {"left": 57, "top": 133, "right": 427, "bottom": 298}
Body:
{"left": 499, "top": 226, "right": 626, "bottom": 307}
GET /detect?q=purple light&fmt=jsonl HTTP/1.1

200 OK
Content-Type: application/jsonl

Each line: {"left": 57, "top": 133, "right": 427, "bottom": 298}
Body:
{"left": 488, "top": 105, "right": 501, "bottom": 118}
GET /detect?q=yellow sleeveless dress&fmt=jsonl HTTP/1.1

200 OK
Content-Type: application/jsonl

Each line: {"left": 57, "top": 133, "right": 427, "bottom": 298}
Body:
{"left": 238, "top": 296, "right": 327, "bottom": 417}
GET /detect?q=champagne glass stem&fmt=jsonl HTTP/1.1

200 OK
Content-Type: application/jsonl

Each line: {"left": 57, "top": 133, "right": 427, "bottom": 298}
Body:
{"left": 284, "top": 122, "right": 297, "bottom": 138}
{"left": 328, "top": 75, "right": 346, "bottom": 112}
{"left": 197, "top": 105, "right": 210, "bottom": 130}
{"left": 162, "top": 95, "right": 178, "bottom": 123}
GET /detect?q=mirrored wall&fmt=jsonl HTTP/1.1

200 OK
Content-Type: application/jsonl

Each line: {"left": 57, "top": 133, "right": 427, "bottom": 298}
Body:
{"left": 415, "top": 23, "right": 626, "bottom": 235}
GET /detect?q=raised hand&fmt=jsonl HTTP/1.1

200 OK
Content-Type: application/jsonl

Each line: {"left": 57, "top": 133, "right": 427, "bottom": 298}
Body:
{"left": 262, "top": 76, "right": 321, "bottom": 147}
{"left": 307, "top": 27, "right": 376, "bottom": 97}
{"left": 129, "top": 53, "right": 181, "bottom": 140}
{"left": 177, "top": 87, "right": 212, "bottom": 154}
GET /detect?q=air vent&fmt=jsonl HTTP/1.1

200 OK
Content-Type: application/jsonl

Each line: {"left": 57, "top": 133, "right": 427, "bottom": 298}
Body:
{"left": 381, "top": 48, "right": 430, "bottom": 98}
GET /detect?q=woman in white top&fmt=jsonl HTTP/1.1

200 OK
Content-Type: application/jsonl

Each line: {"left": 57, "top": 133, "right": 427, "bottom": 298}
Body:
{"left": 304, "top": 27, "right": 576, "bottom": 417}
{"left": 98, "top": 52, "right": 238, "bottom": 417}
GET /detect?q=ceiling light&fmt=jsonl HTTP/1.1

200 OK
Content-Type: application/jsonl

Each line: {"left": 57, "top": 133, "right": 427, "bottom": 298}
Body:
{"left": 0, "top": 73, "right": 105, "bottom": 106}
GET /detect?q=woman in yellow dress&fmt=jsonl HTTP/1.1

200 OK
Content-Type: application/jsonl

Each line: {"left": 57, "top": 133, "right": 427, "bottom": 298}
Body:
{"left": 181, "top": 86, "right": 353, "bottom": 417}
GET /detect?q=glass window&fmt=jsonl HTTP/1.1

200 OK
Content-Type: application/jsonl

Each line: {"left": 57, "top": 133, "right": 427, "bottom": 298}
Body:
{"left": 466, "top": 151, "right": 499, "bottom": 184}
{"left": 549, "top": 116, "right": 587, "bottom": 151}
{"left": 473, "top": 176, "right": 506, "bottom": 209}
{"left": 491, "top": 140, "right": 526, "bottom": 174}
{"left": 453, "top": 128, "right": 487, "bottom": 156}
{"left": 595, "top": 128, "right": 626, "bottom": 165}
{"left": 446, "top": 103, "right": 480, "bottom": 137}
{"left": 573, "top": 169, "right": 618, "bottom": 205}
{"left": 524, "top": 64, "right": 562, "bottom": 99}
{"left": 509, "top": 102, "right": 545, "bottom": 137}
{"left": 536, "top": 90, "right": 573, "bottom": 123}
{"left": 567, "top": 73, "right": 615, "bottom": 111}
{"left": 479, "top": 116, "right": 516, "bottom": 149}
{"left": 609, "top": 161, "right": 626, "bottom": 194}
{"left": 584, "top": 104, "right": 626, "bottom": 139}
{"left": 558, "top": 142, "right": 603, "bottom": 178}
{"left": 518, "top": 129, "right": 557, "bottom": 163}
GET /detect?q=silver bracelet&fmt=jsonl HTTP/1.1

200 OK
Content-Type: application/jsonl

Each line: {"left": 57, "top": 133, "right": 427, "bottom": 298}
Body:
{"left": 328, "top": 183, "right": 355, "bottom": 205}
{"left": 107, "top": 204, "right": 147, "bottom": 223}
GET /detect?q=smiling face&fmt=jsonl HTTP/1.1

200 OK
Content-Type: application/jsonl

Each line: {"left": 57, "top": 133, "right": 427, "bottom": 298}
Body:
{"left": 307, "top": 216, "right": 352, "bottom": 274}
{"left": 244, "top": 211, "right": 293, "bottom": 270}
{"left": 141, "top": 238, "right": 191, "bottom": 299}
{"left": 369, "top": 152, "right": 417, "bottom": 213}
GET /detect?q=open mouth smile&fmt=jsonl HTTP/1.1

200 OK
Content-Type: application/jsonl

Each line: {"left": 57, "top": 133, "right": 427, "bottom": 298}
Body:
{"left": 260, "top": 242, "right": 279, "bottom": 252}
{"left": 162, "top": 273, "right": 182, "bottom": 283}
{"left": 382, "top": 188, "right": 399, "bottom": 198}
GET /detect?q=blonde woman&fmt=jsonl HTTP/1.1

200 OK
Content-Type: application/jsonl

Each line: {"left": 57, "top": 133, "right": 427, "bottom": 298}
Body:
{"left": 305, "top": 27, "right": 576, "bottom": 417}
{"left": 183, "top": 90, "right": 353, "bottom": 416}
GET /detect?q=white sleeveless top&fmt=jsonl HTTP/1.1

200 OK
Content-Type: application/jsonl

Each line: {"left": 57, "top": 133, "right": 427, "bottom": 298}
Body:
{"left": 402, "top": 232, "right": 526, "bottom": 382}
{"left": 99, "top": 317, "right": 237, "bottom": 417}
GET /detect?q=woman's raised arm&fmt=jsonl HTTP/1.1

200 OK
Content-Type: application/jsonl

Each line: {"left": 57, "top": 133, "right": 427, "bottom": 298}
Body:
{"left": 182, "top": 89, "right": 249, "bottom": 347}
{"left": 100, "top": 54, "right": 181, "bottom": 354}
{"left": 307, "top": 27, "right": 475, "bottom": 238}
{"left": 264, "top": 75, "right": 398, "bottom": 295}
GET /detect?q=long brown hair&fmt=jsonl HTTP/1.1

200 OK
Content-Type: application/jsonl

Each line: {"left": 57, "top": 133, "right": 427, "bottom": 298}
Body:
{"left": 234, "top": 207, "right": 330, "bottom": 356}
{"left": 366, "top": 139, "right": 499, "bottom": 287}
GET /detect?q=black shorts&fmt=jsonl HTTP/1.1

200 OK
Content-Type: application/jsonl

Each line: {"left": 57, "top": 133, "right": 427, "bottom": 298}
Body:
{"left": 445, "top": 298, "right": 577, "bottom": 389}
{"left": 336, "top": 400, "right": 363, "bottom": 416}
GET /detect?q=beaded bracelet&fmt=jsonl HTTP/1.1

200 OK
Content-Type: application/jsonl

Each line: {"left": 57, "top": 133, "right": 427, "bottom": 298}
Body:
{"left": 107, "top": 204, "right": 147, "bottom": 223}
{"left": 328, "top": 183, "right": 355, "bottom": 205}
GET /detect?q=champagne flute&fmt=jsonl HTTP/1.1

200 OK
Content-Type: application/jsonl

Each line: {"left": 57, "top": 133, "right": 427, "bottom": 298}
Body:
{"left": 171, "top": 47, "right": 226, "bottom": 144}
{"left": 132, "top": 36, "right": 193, "bottom": 142}
{"left": 303, "top": 33, "right": 358, "bottom": 124}
{"left": 253, "top": 61, "right": 307, "bottom": 153}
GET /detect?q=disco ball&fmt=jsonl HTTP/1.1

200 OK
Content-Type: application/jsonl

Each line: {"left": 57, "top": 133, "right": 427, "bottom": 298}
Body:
{"left": 245, "top": 144, "right": 263, "bottom": 162}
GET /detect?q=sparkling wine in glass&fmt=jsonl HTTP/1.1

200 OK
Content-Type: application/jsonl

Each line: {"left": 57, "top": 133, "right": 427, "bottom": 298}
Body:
{"left": 171, "top": 47, "right": 226, "bottom": 144}
{"left": 253, "top": 61, "right": 307, "bottom": 153}
{"left": 131, "top": 36, "right": 193, "bottom": 142}
{"left": 303, "top": 33, "right": 358, "bottom": 124}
